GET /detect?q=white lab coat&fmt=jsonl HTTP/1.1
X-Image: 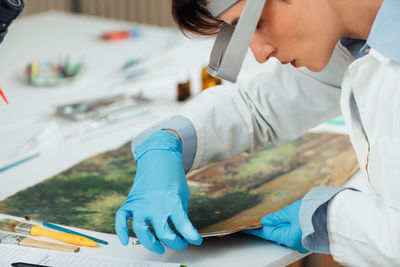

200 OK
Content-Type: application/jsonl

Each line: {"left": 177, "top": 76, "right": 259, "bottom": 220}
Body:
{"left": 177, "top": 42, "right": 400, "bottom": 266}
{"left": 327, "top": 48, "right": 400, "bottom": 266}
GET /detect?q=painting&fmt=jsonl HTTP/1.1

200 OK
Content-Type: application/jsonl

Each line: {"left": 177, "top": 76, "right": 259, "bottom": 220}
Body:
{"left": 0, "top": 132, "right": 358, "bottom": 236}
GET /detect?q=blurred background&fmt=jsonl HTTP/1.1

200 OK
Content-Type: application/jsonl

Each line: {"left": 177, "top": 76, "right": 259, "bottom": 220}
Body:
{"left": 20, "top": 0, "right": 175, "bottom": 27}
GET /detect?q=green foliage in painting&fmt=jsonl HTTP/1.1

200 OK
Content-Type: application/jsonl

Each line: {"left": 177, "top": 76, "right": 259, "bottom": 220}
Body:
{"left": 0, "top": 133, "right": 357, "bottom": 234}
{"left": 188, "top": 190, "right": 263, "bottom": 230}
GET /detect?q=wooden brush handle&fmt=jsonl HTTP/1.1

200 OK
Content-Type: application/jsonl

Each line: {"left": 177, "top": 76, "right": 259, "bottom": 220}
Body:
{"left": 19, "top": 237, "right": 80, "bottom": 253}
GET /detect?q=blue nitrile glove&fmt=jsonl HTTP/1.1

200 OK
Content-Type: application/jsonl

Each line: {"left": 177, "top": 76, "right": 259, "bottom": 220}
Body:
{"left": 115, "top": 130, "right": 202, "bottom": 254}
{"left": 242, "top": 200, "right": 308, "bottom": 254}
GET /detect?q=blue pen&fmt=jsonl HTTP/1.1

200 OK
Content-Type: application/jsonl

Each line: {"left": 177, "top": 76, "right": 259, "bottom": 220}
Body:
{"left": 124, "top": 68, "right": 147, "bottom": 81}
{"left": 121, "top": 58, "right": 140, "bottom": 71}
{"left": 130, "top": 27, "right": 142, "bottom": 38}
{"left": 0, "top": 153, "right": 40, "bottom": 173}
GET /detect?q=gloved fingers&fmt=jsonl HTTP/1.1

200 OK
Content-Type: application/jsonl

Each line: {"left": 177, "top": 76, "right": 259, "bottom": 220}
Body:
{"left": 264, "top": 224, "right": 290, "bottom": 245}
{"left": 244, "top": 227, "right": 308, "bottom": 254}
{"left": 115, "top": 209, "right": 132, "bottom": 246}
{"left": 297, "top": 245, "right": 309, "bottom": 254}
{"left": 244, "top": 225, "right": 286, "bottom": 245}
{"left": 170, "top": 203, "right": 202, "bottom": 245}
{"left": 262, "top": 224, "right": 308, "bottom": 254}
{"left": 132, "top": 219, "right": 165, "bottom": 254}
{"left": 242, "top": 228, "right": 269, "bottom": 240}
{"left": 291, "top": 199, "right": 302, "bottom": 210}
{"left": 261, "top": 209, "right": 290, "bottom": 226}
{"left": 151, "top": 217, "right": 188, "bottom": 251}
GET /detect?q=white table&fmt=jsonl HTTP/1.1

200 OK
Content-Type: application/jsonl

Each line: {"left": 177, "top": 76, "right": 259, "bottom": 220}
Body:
{"left": 0, "top": 11, "right": 347, "bottom": 267}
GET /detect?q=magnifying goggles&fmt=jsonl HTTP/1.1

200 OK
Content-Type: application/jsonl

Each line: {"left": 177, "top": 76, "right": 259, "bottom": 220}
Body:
{"left": 206, "top": 0, "right": 266, "bottom": 83}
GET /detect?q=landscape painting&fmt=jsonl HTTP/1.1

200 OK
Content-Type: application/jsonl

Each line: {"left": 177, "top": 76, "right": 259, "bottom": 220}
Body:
{"left": 0, "top": 132, "right": 358, "bottom": 236}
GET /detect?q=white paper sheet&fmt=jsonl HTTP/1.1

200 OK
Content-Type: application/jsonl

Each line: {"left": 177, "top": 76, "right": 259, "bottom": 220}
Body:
{"left": 0, "top": 245, "right": 181, "bottom": 267}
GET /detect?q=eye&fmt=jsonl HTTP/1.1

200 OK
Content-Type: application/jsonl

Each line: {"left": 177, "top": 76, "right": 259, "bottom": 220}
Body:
{"left": 256, "top": 19, "right": 264, "bottom": 30}
{"left": 231, "top": 18, "right": 239, "bottom": 27}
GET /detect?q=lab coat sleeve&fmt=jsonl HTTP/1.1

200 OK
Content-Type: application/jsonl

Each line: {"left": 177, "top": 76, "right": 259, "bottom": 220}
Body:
{"left": 327, "top": 190, "right": 400, "bottom": 266}
{"left": 299, "top": 187, "right": 359, "bottom": 254}
{"left": 178, "top": 42, "right": 351, "bottom": 171}
{"left": 131, "top": 115, "right": 197, "bottom": 172}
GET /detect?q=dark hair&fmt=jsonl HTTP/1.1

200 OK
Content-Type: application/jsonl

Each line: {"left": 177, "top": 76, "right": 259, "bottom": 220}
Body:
{"left": 171, "top": 0, "right": 223, "bottom": 37}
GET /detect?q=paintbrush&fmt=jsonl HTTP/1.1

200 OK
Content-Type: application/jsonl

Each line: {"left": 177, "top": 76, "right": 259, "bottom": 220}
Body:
{"left": 0, "top": 233, "right": 79, "bottom": 253}
{"left": 0, "top": 219, "right": 98, "bottom": 247}
{"left": 24, "top": 216, "right": 108, "bottom": 245}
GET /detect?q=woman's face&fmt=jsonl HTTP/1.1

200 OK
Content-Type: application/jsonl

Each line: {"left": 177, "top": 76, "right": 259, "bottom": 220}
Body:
{"left": 220, "top": 0, "right": 342, "bottom": 72}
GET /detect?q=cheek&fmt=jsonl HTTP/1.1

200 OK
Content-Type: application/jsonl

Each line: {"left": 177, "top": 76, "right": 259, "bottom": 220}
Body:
{"left": 263, "top": 9, "right": 304, "bottom": 49}
{"left": 307, "top": 61, "right": 328, "bottom": 72}
{"left": 307, "top": 43, "right": 338, "bottom": 72}
{"left": 264, "top": 14, "right": 291, "bottom": 43}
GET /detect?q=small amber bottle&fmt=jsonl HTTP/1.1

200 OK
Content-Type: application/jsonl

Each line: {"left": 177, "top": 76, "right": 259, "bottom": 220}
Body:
{"left": 201, "top": 67, "right": 222, "bottom": 91}
{"left": 177, "top": 80, "right": 191, "bottom": 102}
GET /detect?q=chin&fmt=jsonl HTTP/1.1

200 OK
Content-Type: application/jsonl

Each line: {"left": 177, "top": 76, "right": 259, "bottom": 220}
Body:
{"left": 306, "top": 60, "right": 330, "bottom": 72}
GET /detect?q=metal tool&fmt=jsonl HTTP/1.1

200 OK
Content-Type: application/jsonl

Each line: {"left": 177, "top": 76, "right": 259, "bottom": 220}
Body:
{"left": 131, "top": 230, "right": 240, "bottom": 245}
{"left": 55, "top": 93, "right": 150, "bottom": 121}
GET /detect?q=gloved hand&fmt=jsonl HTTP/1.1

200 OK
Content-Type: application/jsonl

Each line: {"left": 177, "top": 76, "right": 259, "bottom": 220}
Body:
{"left": 115, "top": 130, "right": 202, "bottom": 254}
{"left": 242, "top": 200, "right": 308, "bottom": 254}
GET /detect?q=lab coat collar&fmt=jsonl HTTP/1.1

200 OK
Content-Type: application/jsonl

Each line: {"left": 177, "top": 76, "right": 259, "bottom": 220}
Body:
{"left": 367, "top": 0, "right": 400, "bottom": 64}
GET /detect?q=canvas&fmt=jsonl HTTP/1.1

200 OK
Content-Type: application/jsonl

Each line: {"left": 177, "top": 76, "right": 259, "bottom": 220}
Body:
{"left": 0, "top": 132, "right": 358, "bottom": 236}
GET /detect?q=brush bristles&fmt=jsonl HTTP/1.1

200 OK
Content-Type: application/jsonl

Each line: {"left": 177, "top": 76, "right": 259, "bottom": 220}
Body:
{"left": 0, "top": 219, "right": 32, "bottom": 234}
{"left": 0, "top": 219, "right": 19, "bottom": 232}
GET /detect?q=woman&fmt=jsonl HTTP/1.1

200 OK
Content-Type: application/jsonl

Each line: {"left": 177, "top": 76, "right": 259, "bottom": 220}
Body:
{"left": 115, "top": 0, "right": 400, "bottom": 265}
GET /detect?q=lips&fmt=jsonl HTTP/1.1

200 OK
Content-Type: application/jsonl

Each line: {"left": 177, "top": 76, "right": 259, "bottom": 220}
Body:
{"left": 280, "top": 60, "right": 298, "bottom": 68}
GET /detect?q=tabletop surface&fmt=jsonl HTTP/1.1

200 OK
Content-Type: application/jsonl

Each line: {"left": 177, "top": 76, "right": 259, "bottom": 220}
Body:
{"left": 0, "top": 11, "right": 310, "bottom": 267}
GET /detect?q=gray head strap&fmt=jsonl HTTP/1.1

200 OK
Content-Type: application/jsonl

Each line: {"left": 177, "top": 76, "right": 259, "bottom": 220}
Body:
{"left": 207, "top": 0, "right": 241, "bottom": 17}
{"left": 206, "top": 0, "right": 266, "bottom": 82}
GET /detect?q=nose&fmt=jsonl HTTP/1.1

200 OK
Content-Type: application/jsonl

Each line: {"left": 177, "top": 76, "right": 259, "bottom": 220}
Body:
{"left": 249, "top": 37, "right": 276, "bottom": 64}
